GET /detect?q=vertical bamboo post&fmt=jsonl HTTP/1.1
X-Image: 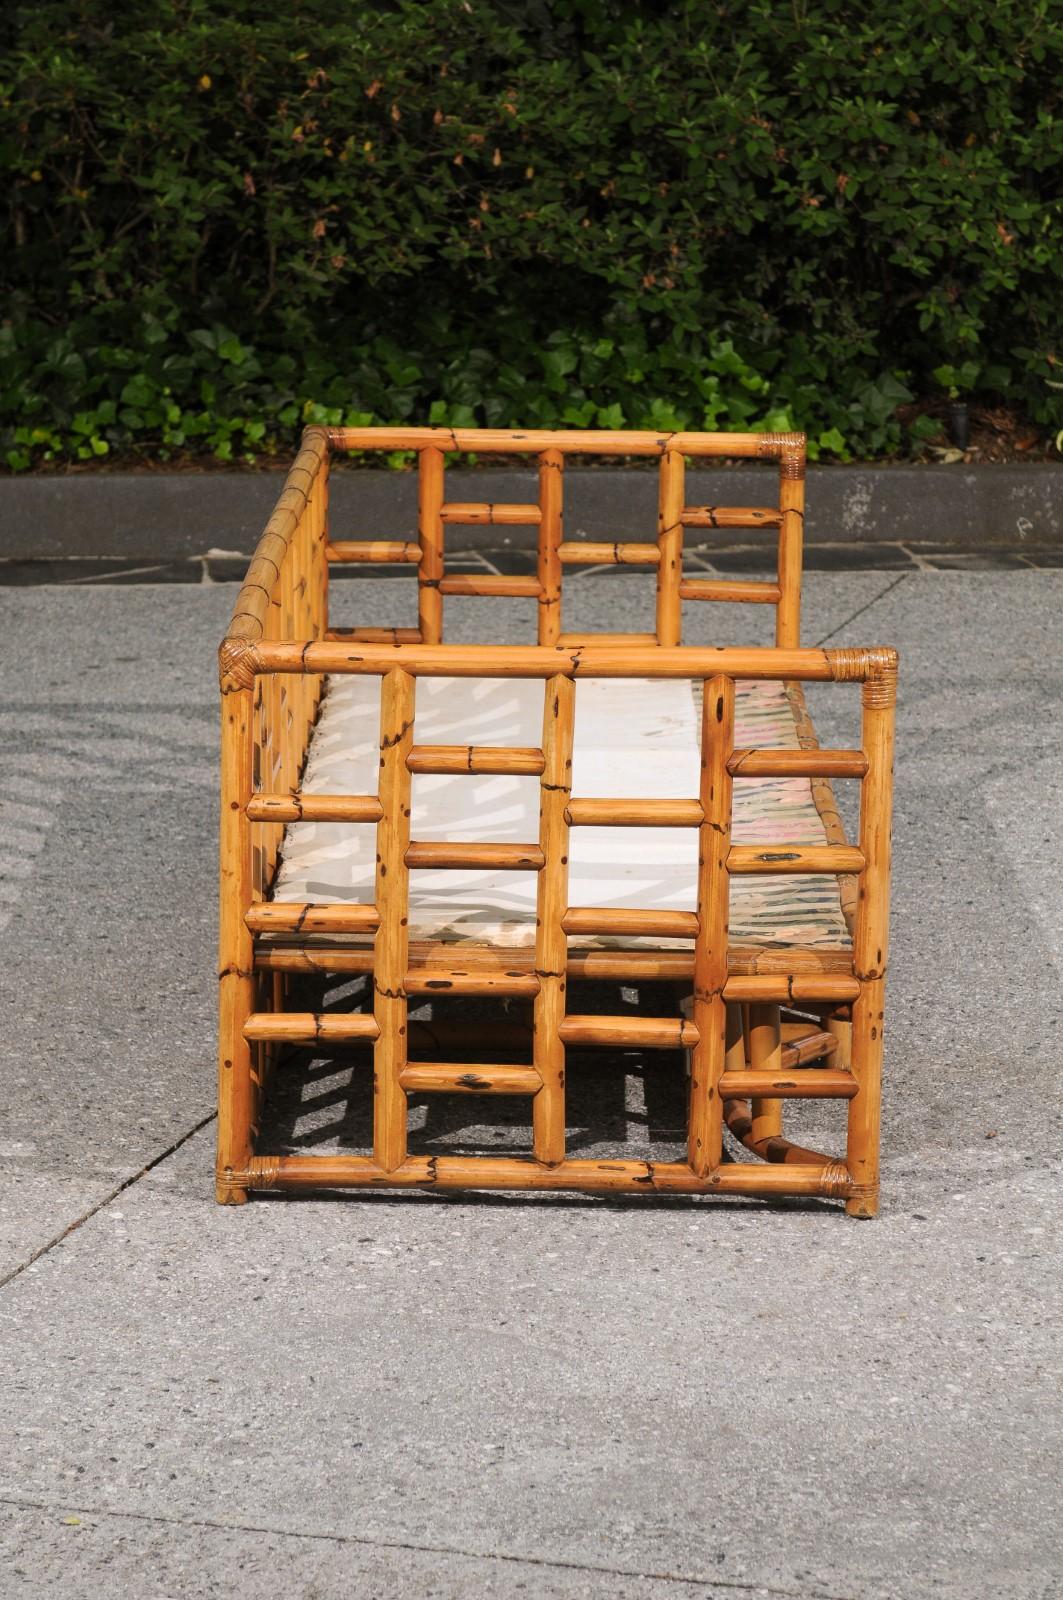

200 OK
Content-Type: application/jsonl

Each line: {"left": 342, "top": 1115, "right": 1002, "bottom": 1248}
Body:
{"left": 418, "top": 447, "right": 445, "bottom": 644}
{"left": 688, "top": 673, "right": 733, "bottom": 1174}
{"left": 846, "top": 656, "right": 897, "bottom": 1217}
{"left": 538, "top": 447, "right": 563, "bottom": 645}
{"left": 317, "top": 439, "right": 331, "bottom": 640}
{"left": 533, "top": 673, "right": 575, "bottom": 1165}
{"left": 824, "top": 1006, "right": 852, "bottom": 1071}
{"left": 373, "top": 667, "right": 415, "bottom": 1171}
{"left": 217, "top": 676, "right": 255, "bottom": 1204}
{"left": 656, "top": 447, "right": 685, "bottom": 646}
{"left": 748, "top": 1004, "right": 783, "bottom": 1144}
{"left": 776, "top": 438, "right": 805, "bottom": 648}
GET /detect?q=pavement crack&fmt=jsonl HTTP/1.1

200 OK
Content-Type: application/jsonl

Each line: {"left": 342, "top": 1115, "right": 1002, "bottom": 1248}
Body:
{"left": 811, "top": 571, "right": 911, "bottom": 648}
{"left": 0, "top": 1493, "right": 856, "bottom": 1598}
{"left": 0, "top": 1112, "right": 216, "bottom": 1292}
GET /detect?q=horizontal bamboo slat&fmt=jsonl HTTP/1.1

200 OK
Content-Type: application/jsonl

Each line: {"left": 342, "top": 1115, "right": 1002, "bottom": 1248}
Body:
{"left": 243, "top": 1012, "right": 379, "bottom": 1043}
{"left": 324, "top": 627, "right": 423, "bottom": 645}
{"left": 681, "top": 506, "right": 782, "bottom": 528}
{"left": 679, "top": 578, "right": 781, "bottom": 605}
{"left": 245, "top": 903, "right": 380, "bottom": 934}
{"left": 565, "top": 798, "right": 702, "bottom": 828}
{"left": 403, "top": 970, "right": 541, "bottom": 997}
{"left": 559, "top": 1015, "right": 698, "bottom": 1049}
{"left": 248, "top": 641, "right": 891, "bottom": 682}
{"left": 724, "top": 975, "right": 861, "bottom": 1003}
{"left": 407, "top": 744, "right": 545, "bottom": 775}
{"left": 243, "top": 1152, "right": 852, "bottom": 1197}
{"left": 727, "top": 844, "right": 866, "bottom": 875}
{"left": 558, "top": 542, "right": 660, "bottom": 566}
{"left": 440, "top": 502, "right": 542, "bottom": 525}
{"left": 326, "top": 541, "right": 420, "bottom": 563}
{"left": 399, "top": 1062, "right": 542, "bottom": 1095}
{"left": 562, "top": 907, "right": 699, "bottom": 939}
{"left": 246, "top": 794, "right": 383, "bottom": 823}
{"left": 438, "top": 575, "right": 543, "bottom": 598}
{"left": 327, "top": 427, "right": 805, "bottom": 460}
{"left": 728, "top": 749, "right": 868, "bottom": 778}
{"left": 405, "top": 842, "right": 545, "bottom": 871}
{"left": 718, "top": 1067, "right": 857, "bottom": 1099}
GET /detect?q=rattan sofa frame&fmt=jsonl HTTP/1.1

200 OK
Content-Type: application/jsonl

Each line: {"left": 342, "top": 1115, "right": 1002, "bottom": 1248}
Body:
{"left": 218, "top": 427, "right": 896, "bottom": 1216}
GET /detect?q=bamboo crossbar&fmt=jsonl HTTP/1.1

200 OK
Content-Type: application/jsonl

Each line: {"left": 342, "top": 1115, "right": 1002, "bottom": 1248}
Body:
{"left": 405, "top": 842, "right": 545, "bottom": 871}
{"left": 243, "top": 1012, "right": 378, "bottom": 1042}
{"left": 727, "top": 845, "right": 866, "bottom": 875}
{"left": 240, "top": 1154, "right": 855, "bottom": 1197}
{"left": 399, "top": 1062, "right": 542, "bottom": 1095}
{"left": 681, "top": 506, "right": 782, "bottom": 528}
{"left": 246, "top": 795, "right": 383, "bottom": 823}
{"left": 558, "top": 542, "right": 660, "bottom": 566}
{"left": 678, "top": 579, "right": 781, "bottom": 604}
{"left": 218, "top": 425, "right": 895, "bottom": 1214}
{"left": 242, "top": 642, "right": 895, "bottom": 682}
{"left": 245, "top": 903, "right": 379, "bottom": 933}
{"left": 565, "top": 798, "right": 703, "bottom": 827}
{"left": 440, "top": 502, "right": 541, "bottom": 525}
{"left": 326, "top": 541, "right": 420, "bottom": 563}
{"left": 437, "top": 575, "right": 543, "bottom": 597}
{"left": 407, "top": 744, "right": 545, "bottom": 775}
{"left": 718, "top": 1068, "right": 857, "bottom": 1099}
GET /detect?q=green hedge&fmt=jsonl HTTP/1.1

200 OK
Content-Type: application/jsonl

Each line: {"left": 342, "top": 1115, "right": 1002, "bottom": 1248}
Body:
{"left": 3, "top": 0, "right": 1062, "bottom": 468}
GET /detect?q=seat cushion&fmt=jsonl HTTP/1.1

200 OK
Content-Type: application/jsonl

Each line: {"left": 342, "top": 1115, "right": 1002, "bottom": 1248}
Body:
{"left": 272, "top": 674, "right": 851, "bottom": 949}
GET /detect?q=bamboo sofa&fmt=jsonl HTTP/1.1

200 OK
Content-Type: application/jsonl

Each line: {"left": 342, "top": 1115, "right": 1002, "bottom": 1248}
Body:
{"left": 218, "top": 427, "right": 896, "bottom": 1216}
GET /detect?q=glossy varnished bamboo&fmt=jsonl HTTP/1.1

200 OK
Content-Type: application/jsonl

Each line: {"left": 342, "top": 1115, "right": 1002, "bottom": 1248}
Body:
{"left": 656, "top": 447, "right": 685, "bottom": 646}
{"left": 417, "top": 446, "right": 444, "bottom": 644}
{"left": 374, "top": 668, "right": 415, "bottom": 1171}
{"left": 533, "top": 674, "right": 574, "bottom": 1164}
{"left": 689, "top": 674, "right": 733, "bottom": 1175}
{"left": 845, "top": 655, "right": 897, "bottom": 1216}
{"left": 538, "top": 448, "right": 563, "bottom": 644}
{"left": 217, "top": 684, "right": 255, "bottom": 1204}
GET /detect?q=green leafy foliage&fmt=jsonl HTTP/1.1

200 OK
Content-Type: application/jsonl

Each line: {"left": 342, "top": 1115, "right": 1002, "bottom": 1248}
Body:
{"left": 2, "top": 0, "right": 1061, "bottom": 468}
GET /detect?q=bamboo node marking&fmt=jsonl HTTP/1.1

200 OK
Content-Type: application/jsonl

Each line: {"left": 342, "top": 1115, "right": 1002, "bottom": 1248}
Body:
{"left": 219, "top": 637, "right": 261, "bottom": 690}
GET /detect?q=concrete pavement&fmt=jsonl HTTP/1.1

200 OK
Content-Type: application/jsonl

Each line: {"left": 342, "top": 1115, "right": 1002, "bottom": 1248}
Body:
{"left": 0, "top": 572, "right": 1060, "bottom": 1599}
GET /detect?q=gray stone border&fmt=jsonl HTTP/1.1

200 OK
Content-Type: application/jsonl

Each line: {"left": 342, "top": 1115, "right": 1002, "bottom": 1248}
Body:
{"left": 2, "top": 463, "right": 1060, "bottom": 560}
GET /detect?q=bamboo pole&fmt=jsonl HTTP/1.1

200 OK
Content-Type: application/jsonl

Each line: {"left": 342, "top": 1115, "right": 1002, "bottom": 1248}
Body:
{"left": 417, "top": 447, "right": 445, "bottom": 644}
{"left": 565, "top": 798, "right": 702, "bottom": 828}
{"left": 558, "top": 542, "right": 659, "bottom": 566}
{"left": 846, "top": 654, "right": 897, "bottom": 1217}
{"left": 559, "top": 1015, "right": 698, "bottom": 1049}
{"left": 656, "top": 447, "right": 685, "bottom": 645}
{"left": 776, "top": 438, "right": 805, "bottom": 647}
{"left": 399, "top": 1062, "right": 542, "bottom": 1095}
{"left": 325, "top": 627, "right": 423, "bottom": 645}
{"left": 728, "top": 749, "right": 867, "bottom": 779}
{"left": 681, "top": 507, "right": 782, "bottom": 528}
{"left": 246, "top": 795, "right": 383, "bottom": 823}
{"left": 242, "top": 1152, "right": 853, "bottom": 1197}
{"left": 440, "top": 502, "right": 542, "bottom": 525}
{"left": 679, "top": 579, "right": 781, "bottom": 605}
{"left": 404, "top": 841, "right": 544, "bottom": 871}
{"left": 438, "top": 575, "right": 543, "bottom": 598}
{"left": 326, "top": 541, "right": 420, "bottom": 563}
{"left": 245, "top": 903, "right": 380, "bottom": 934}
{"left": 537, "top": 448, "right": 563, "bottom": 645}
{"left": 243, "top": 1013, "right": 379, "bottom": 1043}
{"left": 533, "top": 673, "right": 574, "bottom": 1165}
{"left": 374, "top": 668, "right": 415, "bottom": 1171}
{"left": 556, "top": 632, "right": 660, "bottom": 647}
{"left": 327, "top": 427, "right": 811, "bottom": 459}
{"left": 720, "top": 1068, "right": 856, "bottom": 1099}
{"left": 403, "top": 971, "right": 541, "bottom": 997}
{"left": 562, "top": 907, "right": 699, "bottom": 940}
{"left": 748, "top": 1002, "right": 784, "bottom": 1145}
{"left": 407, "top": 744, "right": 545, "bottom": 776}
{"left": 250, "top": 640, "right": 872, "bottom": 681}
{"left": 217, "top": 684, "right": 255, "bottom": 1204}
{"left": 726, "top": 844, "right": 865, "bottom": 875}
{"left": 689, "top": 674, "right": 733, "bottom": 1176}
